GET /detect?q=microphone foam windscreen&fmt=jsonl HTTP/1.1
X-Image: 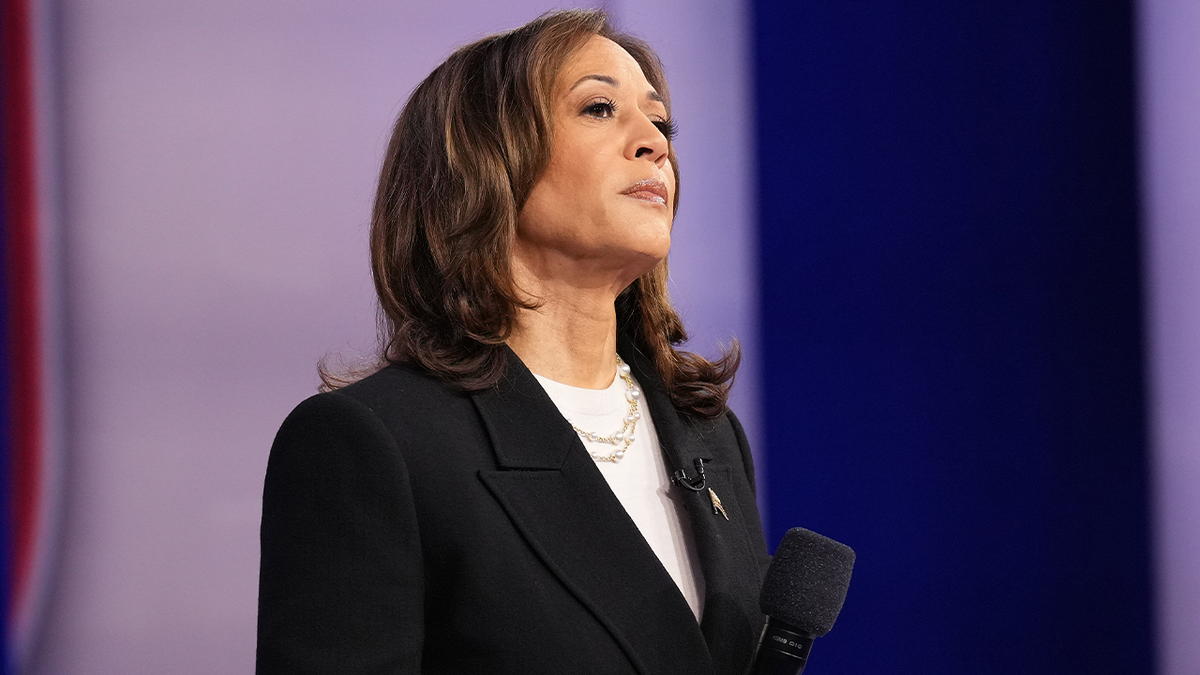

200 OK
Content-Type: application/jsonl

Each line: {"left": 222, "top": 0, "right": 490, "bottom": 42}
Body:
{"left": 760, "top": 527, "right": 856, "bottom": 637}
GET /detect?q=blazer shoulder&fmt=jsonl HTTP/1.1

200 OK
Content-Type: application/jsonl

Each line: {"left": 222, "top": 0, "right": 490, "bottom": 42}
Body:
{"left": 336, "top": 363, "right": 461, "bottom": 405}
{"left": 270, "top": 389, "right": 407, "bottom": 478}
{"left": 270, "top": 365, "right": 449, "bottom": 470}
{"left": 330, "top": 364, "right": 475, "bottom": 432}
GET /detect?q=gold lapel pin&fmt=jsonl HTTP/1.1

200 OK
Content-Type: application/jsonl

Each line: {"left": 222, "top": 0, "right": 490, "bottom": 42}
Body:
{"left": 708, "top": 488, "right": 729, "bottom": 520}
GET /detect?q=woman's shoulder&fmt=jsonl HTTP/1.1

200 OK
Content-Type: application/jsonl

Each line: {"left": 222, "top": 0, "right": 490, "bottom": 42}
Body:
{"left": 278, "top": 363, "right": 476, "bottom": 450}
{"left": 335, "top": 362, "right": 468, "bottom": 410}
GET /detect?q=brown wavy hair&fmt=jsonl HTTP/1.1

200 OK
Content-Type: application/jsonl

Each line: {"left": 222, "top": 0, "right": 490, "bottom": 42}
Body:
{"left": 326, "top": 8, "right": 739, "bottom": 418}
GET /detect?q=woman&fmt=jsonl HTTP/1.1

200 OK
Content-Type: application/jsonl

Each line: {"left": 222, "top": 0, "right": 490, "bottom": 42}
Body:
{"left": 257, "top": 9, "right": 769, "bottom": 675}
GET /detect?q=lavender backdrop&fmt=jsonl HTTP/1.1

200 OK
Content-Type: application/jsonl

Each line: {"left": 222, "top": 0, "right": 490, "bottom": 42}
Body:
{"left": 1138, "top": 1, "right": 1200, "bottom": 673}
{"left": 21, "top": 0, "right": 1200, "bottom": 671}
{"left": 27, "top": 1, "right": 756, "bottom": 672}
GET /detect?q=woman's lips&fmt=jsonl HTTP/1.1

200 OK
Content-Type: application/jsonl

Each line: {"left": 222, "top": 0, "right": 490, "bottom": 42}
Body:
{"left": 620, "top": 179, "right": 668, "bottom": 206}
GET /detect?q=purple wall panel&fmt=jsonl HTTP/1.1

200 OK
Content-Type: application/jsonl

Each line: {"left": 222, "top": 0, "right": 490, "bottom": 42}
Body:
{"left": 1138, "top": 1, "right": 1200, "bottom": 673}
{"left": 28, "top": 1, "right": 754, "bottom": 672}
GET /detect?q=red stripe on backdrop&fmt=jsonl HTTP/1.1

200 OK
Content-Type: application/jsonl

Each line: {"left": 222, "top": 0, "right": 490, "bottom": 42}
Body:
{"left": 2, "top": 0, "right": 44, "bottom": 627}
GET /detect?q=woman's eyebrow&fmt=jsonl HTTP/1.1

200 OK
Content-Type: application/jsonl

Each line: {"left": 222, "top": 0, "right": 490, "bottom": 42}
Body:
{"left": 569, "top": 74, "right": 663, "bottom": 103}
{"left": 570, "top": 74, "right": 618, "bottom": 90}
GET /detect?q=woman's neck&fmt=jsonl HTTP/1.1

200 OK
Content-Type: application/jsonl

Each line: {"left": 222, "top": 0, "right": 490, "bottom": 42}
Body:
{"left": 507, "top": 254, "right": 629, "bottom": 389}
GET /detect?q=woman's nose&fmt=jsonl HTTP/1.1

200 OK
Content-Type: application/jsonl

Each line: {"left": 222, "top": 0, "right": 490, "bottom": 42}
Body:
{"left": 628, "top": 117, "right": 669, "bottom": 167}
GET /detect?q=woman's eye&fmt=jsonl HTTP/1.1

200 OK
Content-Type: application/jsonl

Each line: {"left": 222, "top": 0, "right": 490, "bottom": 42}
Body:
{"left": 582, "top": 100, "right": 616, "bottom": 118}
{"left": 654, "top": 117, "right": 679, "bottom": 142}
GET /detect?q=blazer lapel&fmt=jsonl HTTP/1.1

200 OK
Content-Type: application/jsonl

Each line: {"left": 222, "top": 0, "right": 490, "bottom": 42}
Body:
{"left": 621, "top": 342, "right": 766, "bottom": 675}
{"left": 473, "top": 348, "right": 714, "bottom": 675}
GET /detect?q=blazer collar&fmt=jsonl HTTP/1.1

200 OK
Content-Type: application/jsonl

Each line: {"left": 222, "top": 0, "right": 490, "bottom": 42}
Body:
{"left": 469, "top": 346, "right": 578, "bottom": 470}
{"left": 617, "top": 338, "right": 723, "bottom": 477}
{"left": 472, "top": 340, "right": 759, "bottom": 563}
{"left": 619, "top": 338, "right": 767, "bottom": 674}
{"left": 470, "top": 341, "right": 720, "bottom": 473}
{"left": 471, "top": 345, "right": 715, "bottom": 675}
{"left": 471, "top": 343, "right": 762, "bottom": 675}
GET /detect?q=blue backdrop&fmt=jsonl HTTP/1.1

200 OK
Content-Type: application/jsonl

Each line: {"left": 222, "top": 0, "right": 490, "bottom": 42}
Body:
{"left": 755, "top": 2, "right": 1154, "bottom": 672}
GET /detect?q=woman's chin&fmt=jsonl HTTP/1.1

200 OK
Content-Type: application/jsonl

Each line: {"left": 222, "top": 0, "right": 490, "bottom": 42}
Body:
{"left": 623, "top": 217, "right": 672, "bottom": 255}
{"left": 620, "top": 239, "right": 671, "bottom": 279}
{"left": 619, "top": 229, "right": 670, "bottom": 262}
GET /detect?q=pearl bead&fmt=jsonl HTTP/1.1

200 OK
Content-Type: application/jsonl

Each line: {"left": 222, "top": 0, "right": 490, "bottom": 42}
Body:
{"left": 614, "top": 450, "right": 625, "bottom": 460}
{"left": 613, "top": 431, "right": 624, "bottom": 442}
{"left": 590, "top": 450, "right": 601, "bottom": 459}
{"left": 625, "top": 436, "right": 635, "bottom": 444}
{"left": 618, "top": 362, "right": 631, "bottom": 376}
{"left": 624, "top": 414, "right": 635, "bottom": 424}
{"left": 627, "top": 388, "right": 641, "bottom": 401}
{"left": 634, "top": 411, "right": 642, "bottom": 420}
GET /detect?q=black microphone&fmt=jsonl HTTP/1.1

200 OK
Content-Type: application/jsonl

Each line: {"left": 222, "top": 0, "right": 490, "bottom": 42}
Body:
{"left": 751, "top": 528, "right": 855, "bottom": 675}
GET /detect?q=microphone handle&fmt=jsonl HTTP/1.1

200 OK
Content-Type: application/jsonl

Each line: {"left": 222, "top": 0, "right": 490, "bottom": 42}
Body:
{"left": 750, "top": 617, "right": 816, "bottom": 675}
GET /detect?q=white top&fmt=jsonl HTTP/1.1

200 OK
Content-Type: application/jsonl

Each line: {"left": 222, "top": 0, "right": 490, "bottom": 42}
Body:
{"left": 533, "top": 370, "right": 706, "bottom": 621}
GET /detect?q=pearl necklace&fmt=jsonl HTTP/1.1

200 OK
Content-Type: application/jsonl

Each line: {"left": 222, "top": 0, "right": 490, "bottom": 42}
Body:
{"left": 570, "top": 356, "right": 642, "bottom": 463}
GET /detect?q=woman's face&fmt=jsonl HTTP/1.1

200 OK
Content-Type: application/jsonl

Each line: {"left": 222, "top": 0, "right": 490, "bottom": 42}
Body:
{"left": 516, "top": 35, "right": 676, "bottom": 287}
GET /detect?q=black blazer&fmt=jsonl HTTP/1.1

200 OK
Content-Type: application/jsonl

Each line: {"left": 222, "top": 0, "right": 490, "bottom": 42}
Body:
{"left": 257, "top": 344, "right": 770, "bottom": 675}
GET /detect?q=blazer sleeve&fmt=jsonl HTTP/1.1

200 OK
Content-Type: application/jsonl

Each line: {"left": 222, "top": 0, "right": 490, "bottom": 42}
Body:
{"left": 727, "top": 409, "right": 773, "bottom": 570}
{"left": 727, "top": 410, "right": 758, "bottom": 496}
{"left": 257, "top": 392, "right": 424, "bottom": 674}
